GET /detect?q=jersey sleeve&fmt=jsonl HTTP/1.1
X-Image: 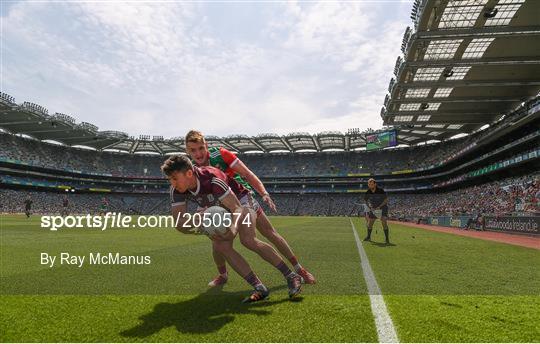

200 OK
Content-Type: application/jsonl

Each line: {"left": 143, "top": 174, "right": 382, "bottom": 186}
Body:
{"left": 219, "top": 147, "right": 240, "bottom": 168}
{"left": 170, "top": 186, "right": 186, "bottom": 206}
{"left": 210, "top": 172, "right": 232, "bottom": 201}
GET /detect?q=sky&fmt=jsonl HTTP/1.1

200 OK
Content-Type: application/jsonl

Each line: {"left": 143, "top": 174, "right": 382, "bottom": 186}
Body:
{"left": 1, "top": 0, "right": 413, "bottom": 139}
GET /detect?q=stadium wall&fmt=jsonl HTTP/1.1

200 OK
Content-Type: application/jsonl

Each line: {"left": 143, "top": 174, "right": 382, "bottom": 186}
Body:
{"left": 484, "top": 216, "right": 540, "bottom": 235}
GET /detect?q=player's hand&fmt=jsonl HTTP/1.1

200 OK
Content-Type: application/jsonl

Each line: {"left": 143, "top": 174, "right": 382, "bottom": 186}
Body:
{"left": 262, "top": 193, "right": 277, "bottom": 212}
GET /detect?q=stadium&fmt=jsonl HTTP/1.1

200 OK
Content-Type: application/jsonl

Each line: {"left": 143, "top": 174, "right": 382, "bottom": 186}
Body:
{"left": 1, "top": 0, "right": 539, "bottom": 343}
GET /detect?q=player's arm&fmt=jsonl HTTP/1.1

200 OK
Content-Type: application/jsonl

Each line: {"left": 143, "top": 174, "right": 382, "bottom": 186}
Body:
{"left": 219, "top": 191, "right": 244, "bottom": 217}
{"left": 211, "top": 177, "right": 243, "bottom": 216}
{"left": 377, "top": 196, "right": 389, "bottom": 209}
{"left": 209, "top": 192, "right": 242, "bottom": 241}
{"left": 169, "top": 187, "right": 202, "bottom": 235}
{"left": 219, "top": 147, "right": 276, "bottom": 211}
{"left": 364, "top": 193, "right": 373, "bottom": 210}
{"left": 374, "top": 191, "right": 389, "bottom": 209}
{"left": 219, "top": 191, "right": 254, "bottom": 235}
{"left": 171, "top": 202, "right": 201, "bottom": 235}
{"left": 232, "top": 160, "right": 268, "bottom": 196}
{"left": 232, "top": 160, "right": 276, "bottom": 212}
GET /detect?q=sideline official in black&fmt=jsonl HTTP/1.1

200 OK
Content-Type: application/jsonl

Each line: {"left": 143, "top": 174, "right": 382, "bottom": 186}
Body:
{"left": 364, "top": 178, "right": 391, "bottom": 244}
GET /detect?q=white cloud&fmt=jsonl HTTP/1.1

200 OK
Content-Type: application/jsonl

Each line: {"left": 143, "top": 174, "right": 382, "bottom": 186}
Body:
{"left": 2, "top": 0, "right": 411, "bottom": 138}
{"left": 281, "top": 2, "right": 372, "bottom": 59}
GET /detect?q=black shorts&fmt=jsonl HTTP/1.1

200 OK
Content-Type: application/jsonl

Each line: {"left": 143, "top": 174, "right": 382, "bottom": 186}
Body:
{"left": 367, "top": 205, "right": 388, "bottom": 219}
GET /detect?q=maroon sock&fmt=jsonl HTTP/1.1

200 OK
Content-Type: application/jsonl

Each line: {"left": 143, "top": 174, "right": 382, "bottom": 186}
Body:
{"left": 275, "top": 261, "right": 293, "bottom": 278}
{"left": 244, "top": 271, "right": 262, "bottom": 288}
{"left": 217, "top": 265, "right": 227, "bottom": 275}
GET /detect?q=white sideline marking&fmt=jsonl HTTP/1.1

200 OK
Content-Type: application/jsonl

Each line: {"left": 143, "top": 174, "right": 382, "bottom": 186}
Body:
{"left": 350, "top": 218, "right": 399, "bottom": 343}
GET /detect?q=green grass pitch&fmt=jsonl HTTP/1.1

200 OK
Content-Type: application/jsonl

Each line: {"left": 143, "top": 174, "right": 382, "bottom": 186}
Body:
{"left": 1, "top": 215, "right": 539, "bottom": 342}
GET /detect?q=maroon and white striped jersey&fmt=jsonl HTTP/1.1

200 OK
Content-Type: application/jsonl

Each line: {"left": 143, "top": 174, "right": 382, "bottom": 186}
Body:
{"left": 170, "top": 165, "right": 249, "bottom": 208}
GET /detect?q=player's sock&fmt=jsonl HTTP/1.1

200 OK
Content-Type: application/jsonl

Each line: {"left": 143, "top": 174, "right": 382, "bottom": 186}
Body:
{"left": 243, "top": 271, "right": 263, "bottom": 288}
{"left": 383, "top": 228, "right": 390, "bottom": 242}
{"left": 365, "top": 226, "right": 373, "bottom": 239}
{"left": 289, "top": 256, "right": 303, "bottom": 271}
{"left": 217, "top": 264, "right": 227, "bottom": 277}
{"left": 275, "top": 261, "right": 294, "bottom": 278}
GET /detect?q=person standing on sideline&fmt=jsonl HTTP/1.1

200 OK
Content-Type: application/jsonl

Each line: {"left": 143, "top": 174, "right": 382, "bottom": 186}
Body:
{"left": 364, "top": 179, "right": 391, "bottom": 244}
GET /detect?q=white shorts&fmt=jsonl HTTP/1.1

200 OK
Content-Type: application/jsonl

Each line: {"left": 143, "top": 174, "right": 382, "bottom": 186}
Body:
{"left": 197, "top": 194, "right": 263, "bottom": 216}
{"left": 239, "top": 193, "right": 263, "bottom": 216}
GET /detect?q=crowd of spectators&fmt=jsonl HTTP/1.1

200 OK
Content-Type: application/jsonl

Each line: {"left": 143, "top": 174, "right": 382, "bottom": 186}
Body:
{"left": 391, "top": 174, "right": 540, "bottom": 218}
{"left": 239, "top": 144, "right": 453, "bottom": 176}
{"left": 258, "top": 175, "right": 539, "bottom": 217}
{"left": 2, "top": 111, "right": 536, "bottom": 179}
{"left": 1, "top": 96, "right": 538, "bottom": 219}
{"left": 0, "top": 130, "right": 484, "bottom": 177}
{"left": 0, "top": 190, "right": 167, "bottom": 215}
{"left": 3, "top": 174, "right": 536, "bottom": 217}
{"left": 0, "top": 133, "right": 163, "bottom": 177}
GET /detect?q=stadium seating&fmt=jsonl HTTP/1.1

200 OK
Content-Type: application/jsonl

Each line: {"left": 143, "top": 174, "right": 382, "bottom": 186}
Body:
{"left": 1, "top": 95, "right": 538, "bottom": 220}
{"left": 2, "top": 96, "right": 536, "bottom": 179}
{"left": 0, "top": 129, "right": 506, "bottom": 177}
{"left": 2, "top": 174, "right": 537, "bottom": 218}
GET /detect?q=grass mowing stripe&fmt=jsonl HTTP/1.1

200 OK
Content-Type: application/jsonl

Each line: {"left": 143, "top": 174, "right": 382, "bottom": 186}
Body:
{"left": 357, "top": 219, "right": 540, "bottom": 342}
{"left": 384, "top": 295, "right": 540, "bottom": 342}
{"left": 350, "top": 218, "right": 398, "bottom": 343}
{"left": 0, "top": 294, "right": 377, "bottom": 342}
{"left": 1, "top": 216, "right": 379, "bottom": 342}
{"left": 1, "top": 216, "right": 368, "bottom": 296}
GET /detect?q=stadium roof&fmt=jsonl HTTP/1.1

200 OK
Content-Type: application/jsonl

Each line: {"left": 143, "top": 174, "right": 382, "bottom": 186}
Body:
{"left": 0, "top": 94, "right": 394, "bottom": 154}
{"left": 382, "top": 0, "right": 540, "bottom": 142}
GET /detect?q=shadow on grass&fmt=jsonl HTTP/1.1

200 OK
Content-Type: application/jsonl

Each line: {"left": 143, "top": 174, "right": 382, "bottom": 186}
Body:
{"left": 368, "top": 241, "right": 397, "bottom": 247}
{"left": 121, "top": 285, "right": 296, "bottom": 338}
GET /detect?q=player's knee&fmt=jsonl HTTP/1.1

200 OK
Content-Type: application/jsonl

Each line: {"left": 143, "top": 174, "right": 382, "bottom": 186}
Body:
{"left": 239, "top": 236, "right": 255, "bottom": 248}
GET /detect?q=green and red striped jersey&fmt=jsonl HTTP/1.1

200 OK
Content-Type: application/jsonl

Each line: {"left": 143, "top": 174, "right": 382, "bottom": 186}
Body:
{"left": 207, "top": 147, "right": 253, "bottom": 191}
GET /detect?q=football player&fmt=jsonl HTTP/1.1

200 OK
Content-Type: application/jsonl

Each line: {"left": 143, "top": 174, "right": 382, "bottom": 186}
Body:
{"left": 161, "top": 155, "right": 302, "bottom": 302}
{"left": 24, "top": 196, "right": 32, "bottom": 218}
{"left": 184, "top": 130, "right": 316, "bottom": 287}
